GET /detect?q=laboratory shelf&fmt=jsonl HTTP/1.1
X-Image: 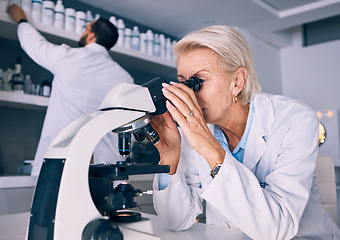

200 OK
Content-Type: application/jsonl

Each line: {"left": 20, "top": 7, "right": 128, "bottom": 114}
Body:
{"left": 0, "top": 11, "right": 177, "bottom": 78}
{"left": 0, "top": 90, "right": 48, "bottom": 110}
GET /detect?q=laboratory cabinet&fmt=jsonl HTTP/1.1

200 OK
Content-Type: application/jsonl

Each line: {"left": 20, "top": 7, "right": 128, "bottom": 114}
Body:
{"left": 0, "top": 8, "right": 176, "bottom": 175}
{"left": 0, "top": 11, "right": 177, "bottom": 78}
{"left": 0, "top": 6, "right": 175, "bottom": 215}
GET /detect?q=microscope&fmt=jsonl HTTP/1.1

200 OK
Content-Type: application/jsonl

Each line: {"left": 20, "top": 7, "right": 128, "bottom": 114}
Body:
{"left": 26, "top": 76, "right": 204, "bottom": 240}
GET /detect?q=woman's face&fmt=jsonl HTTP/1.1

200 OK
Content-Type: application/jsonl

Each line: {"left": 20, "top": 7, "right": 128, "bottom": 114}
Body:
{"left": 177, "top": 48, "right": 235, "bottom": 125}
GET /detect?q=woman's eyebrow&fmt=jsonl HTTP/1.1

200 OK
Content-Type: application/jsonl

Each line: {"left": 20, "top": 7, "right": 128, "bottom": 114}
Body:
{"left": 177, "top": 69, "right": 209, "bottom": 79}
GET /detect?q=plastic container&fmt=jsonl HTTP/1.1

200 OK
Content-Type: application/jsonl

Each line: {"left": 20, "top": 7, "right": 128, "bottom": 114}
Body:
{"left": 116, "top": 19, "right": 125, "bottom": 47}
{"left": 153, "top": 34, "right": 160, "bottom": 57}
{"left": 9, "top": 0, "right": 20, "bottom": 5}
{"left": 54, "top": 0, "right": 64, "bottom": 29}
{"left": 124, "top": 28, "right": 132, "bottom": 49}
{"left": 40, "top": 79, "right": 51, "bottom": 97}
{"left": 24, "top": 75, "right": 32, "bottom": 94}
{"left": 64, "top": 8, "right": 76, "bottom": 32}
{"left": 159, "top": 34, "right": 165, "bottom": 59}
{"left": 94, "top": 13, "right": 100, "bottom": 20}
{"left": 140, "top": 33, "right": 147, "bottom": 53}
{"left": 165, "top": 38, "right": 172, "bottom": 61}
{"left": 31, "top": 0, "right": 42, "bottom": 23}
{"left": 146, "top": 30, "right": 154, "bottom": 56}
{"left": 41, "top": 0, "right": 54, "bottom": 26}
{"left": 75, "top": 11, "right": 86, "bottom": 34}
{"left": 172, "top": 40, "right": 177, "bottom": 61}
{"left": 21, "top": 0, "right": 32, "bottom": 18}
{"left": 86, "top": 10, "right": 93, "bottom": 25}
{"left": 109, "top": 16, "right": 117, "bottom": 27}
{"left": 131, "top": 26, "right": 140, "bottom": 51}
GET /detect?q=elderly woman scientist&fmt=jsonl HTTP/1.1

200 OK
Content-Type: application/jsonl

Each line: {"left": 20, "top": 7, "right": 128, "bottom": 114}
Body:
{"left": 151, "top": 25, "right": 340, "bottom": 239}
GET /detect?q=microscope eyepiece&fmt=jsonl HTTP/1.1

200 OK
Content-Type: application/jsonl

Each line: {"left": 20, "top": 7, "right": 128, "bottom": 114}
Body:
{"left": 115, "top": 77, "right": 204, "bottom": 156}
{"left": 181, "top": 76, "right": 205, "bottom": 92}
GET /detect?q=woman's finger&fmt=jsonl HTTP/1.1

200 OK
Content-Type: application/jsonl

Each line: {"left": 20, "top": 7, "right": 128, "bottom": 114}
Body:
{"left": 162, "top": 83, "right": 202, "bottom": 119}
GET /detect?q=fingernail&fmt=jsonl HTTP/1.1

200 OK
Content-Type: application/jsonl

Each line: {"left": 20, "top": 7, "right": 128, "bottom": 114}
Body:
{"left": 162, "top": 88, "right": 169, "bottom": 94}
{"left": 162, "top": 82, "right": 170, "bottom": 87}
{"left": 170, "top": 81, "right": 178, "bottom": 85}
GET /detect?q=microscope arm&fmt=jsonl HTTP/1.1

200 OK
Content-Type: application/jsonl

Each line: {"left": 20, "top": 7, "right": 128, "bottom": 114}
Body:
{"left": 27, "top": 78, "right": 203, "bottom": 240}
{"left": 28, "top": 109, "right": 148, "bottom": 240}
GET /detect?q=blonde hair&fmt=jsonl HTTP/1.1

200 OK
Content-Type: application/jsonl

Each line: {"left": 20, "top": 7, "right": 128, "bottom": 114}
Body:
{"left": 174, "top": 25, "right": 262, "bottom": 103}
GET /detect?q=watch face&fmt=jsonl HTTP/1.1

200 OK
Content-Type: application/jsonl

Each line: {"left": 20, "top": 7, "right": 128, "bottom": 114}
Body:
{"left": 210, "top": 164, "right": 222, "bottom": 178}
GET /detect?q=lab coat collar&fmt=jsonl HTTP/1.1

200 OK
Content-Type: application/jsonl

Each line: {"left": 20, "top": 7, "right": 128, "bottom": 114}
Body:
{"left": 85, "top": 43, "right": 109, "bottom": 55}
{"left": 243, "top": 93, "right": 274, "bottom": 170}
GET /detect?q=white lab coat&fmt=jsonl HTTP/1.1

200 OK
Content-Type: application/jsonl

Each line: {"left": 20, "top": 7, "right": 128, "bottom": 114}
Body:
{"left": 17, "top": 22, "right": 134, "bottom": 176}
{"left": 153, "top": 93, "right": 340, "bottom": 240}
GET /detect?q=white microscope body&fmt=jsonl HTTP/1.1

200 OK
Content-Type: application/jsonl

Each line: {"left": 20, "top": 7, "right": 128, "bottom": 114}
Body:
{"left": 26, "top": 76, "right": 204, "bottom": 239}
{"left": 26, "top": 81, "right": 162, "bottom": 240}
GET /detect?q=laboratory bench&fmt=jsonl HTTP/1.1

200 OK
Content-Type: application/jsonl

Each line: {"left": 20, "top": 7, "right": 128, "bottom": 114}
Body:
{"left": 0, "top": 211, "right": 312, "bottom": 240}
{"left": 0, "top": 211, "right": 247, "bottom": 240}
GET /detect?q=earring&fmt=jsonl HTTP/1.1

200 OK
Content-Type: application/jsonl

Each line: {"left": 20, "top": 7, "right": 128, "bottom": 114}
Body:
{"left": 232, "top": 95, "right": 238, "bottom": 104}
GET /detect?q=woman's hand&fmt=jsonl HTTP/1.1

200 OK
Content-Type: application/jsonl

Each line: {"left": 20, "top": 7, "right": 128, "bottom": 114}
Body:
{"left": 162, "top": 82, "right": 225, "bottom": 168}
{"left": 150, "top": 111, "right": 181, "bottom": 174}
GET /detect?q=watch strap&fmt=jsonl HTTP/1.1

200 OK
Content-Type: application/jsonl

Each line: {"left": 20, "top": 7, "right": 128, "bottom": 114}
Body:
{"left": 18, "top": 19, "right": 28, "bottom": 25}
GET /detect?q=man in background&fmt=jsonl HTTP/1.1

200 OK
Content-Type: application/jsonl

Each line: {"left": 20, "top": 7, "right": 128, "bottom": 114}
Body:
{"left": 7, "top": 4, "right": 134, "bottom": 176}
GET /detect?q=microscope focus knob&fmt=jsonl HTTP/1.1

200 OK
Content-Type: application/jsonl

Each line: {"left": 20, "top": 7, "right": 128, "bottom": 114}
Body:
{"left": 82, "top": 219, "right": 123, "bottom": 240}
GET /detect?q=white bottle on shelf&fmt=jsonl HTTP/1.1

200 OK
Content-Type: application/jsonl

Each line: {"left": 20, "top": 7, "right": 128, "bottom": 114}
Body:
{"left": 94, "top": 13, "right": 100, "bottom": 20}
{"left": 165, "top": 38, "right": 172, "bottom": 61}
{"left": 140, "top": 33, "right": 147, "bottom": 54}
{"left": 153, "top": 33, "right": 160, "bottom": 57}
{"left": 9, "top": 0, "right": 20, "bottom": 5}
{"left": 21, "top": 0, "right": 32, "bottom": 18}
{"left": 159, "top": 34, "right": 166, "bottom": 59}
{"left": 41, "top": 0, "right": 55, "bottom": 26}
{"left": 131, "top": 26, "right": 140, "bottom": 51}
{"left": 146, "top": 29, "right": 154, "bottom": 56}
{"left": 75, "top": 11, "right": 86, "bottom": 34}
{"left": 64, "top": 8, "right": 76, "bottom": 32}
{"left": 109, "top": 16, "right": 117, "bottom": 27}
{"left": 40, "top": 79, "right": 51, "bottom": 97}
{"left": 86, "top": 10, "right": 93, "bottom": 25}
{"left": 31, "top": 0, "right": 42, "bottom": 24}
{"left": 172, "top": 40, "right": 177, "bottom": 62}
{"left": 24, "top": 75, "right": 32, "bottom": 94}
{"left": 124, "top": 28, "right": 132, "bottom": 49}
{"left": 54, "top": 0, "right": 64, "bottom": 29}
{"left": 116, "top": 19, "right": 125, "bottom": 47}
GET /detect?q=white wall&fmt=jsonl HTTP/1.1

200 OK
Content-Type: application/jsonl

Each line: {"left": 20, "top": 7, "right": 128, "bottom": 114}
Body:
{"left": 281, "top": 30, "right": 340, "bottom": 111}
{"left": 238, "top": 29, "right": 283, "bottom": 95}
{"left": 281, "top": 28, "right": 340, "bottom": 226}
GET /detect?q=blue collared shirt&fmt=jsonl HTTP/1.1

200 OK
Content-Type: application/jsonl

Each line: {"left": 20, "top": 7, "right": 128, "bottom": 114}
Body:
{"left": 213, "top": 100, "right": 254, "bottom": 164}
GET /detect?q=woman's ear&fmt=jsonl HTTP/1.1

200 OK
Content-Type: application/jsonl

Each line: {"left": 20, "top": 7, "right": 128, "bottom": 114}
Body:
{"left": 233, "top": 67, "right": 247, "bottom": 96}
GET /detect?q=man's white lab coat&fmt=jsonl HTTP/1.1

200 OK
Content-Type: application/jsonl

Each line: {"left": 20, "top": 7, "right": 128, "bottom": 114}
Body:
{"left": 153, "top": 93, "right": 340, "bottom": 239}
{"left": 17, "top": 22, "right": 134, "bottom": 176}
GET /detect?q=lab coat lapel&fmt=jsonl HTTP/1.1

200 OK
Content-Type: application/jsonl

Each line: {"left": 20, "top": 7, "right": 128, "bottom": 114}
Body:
{"left": 243, "top": 94, "right": 274, "bottom": 171}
